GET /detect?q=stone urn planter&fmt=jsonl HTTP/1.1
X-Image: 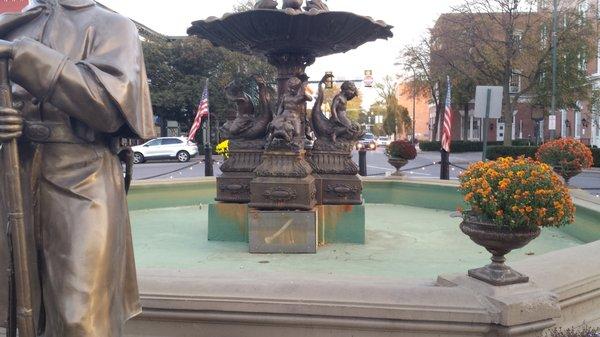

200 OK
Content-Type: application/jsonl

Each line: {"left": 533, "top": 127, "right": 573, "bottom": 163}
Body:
{"left": 460, "top": 215, "right": 541, "bottom": 286}
{"left": 386, "top": 140, "right": 416, "bottom": 177}
{"left": 458, "top": 157, "right": 576, "bottom": 286}
{"left": 536, "top": 138, "right": 594, "bottom": 186}
{"left": 388, "top": 157, "right": 408, "bottom": 176}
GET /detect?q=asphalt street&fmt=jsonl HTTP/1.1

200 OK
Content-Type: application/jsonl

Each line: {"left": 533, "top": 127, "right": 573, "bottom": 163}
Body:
{"left": 131, "top": 148, "right": 600, "bottom": 197}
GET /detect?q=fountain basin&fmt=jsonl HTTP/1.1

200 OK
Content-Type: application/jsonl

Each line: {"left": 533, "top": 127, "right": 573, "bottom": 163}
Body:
{"left": 124, "top": 178, "right": 600, "bottom": 337}
{"left": 188, "top": 10, "right": 393, "bottom": 58}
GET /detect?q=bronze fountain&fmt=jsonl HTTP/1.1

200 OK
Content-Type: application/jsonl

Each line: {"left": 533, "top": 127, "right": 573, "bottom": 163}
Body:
{"left": 188, "top": 0, "right": 393, "bottom": 252}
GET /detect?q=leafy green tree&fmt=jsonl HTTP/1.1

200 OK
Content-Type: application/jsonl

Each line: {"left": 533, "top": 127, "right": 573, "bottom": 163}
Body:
{"left": 143, "top": 37, "right": 276, "bottom": 141}
{"left": 531, "top": 24, "right": 595, "bottom": 112}
{"left": 375, "top": 76, "right": 412, "bottom": 138}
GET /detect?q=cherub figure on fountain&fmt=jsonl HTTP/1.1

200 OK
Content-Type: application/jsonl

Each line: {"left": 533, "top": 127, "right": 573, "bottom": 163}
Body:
{"left": 310, "top": 73, "right": 365, "bottom": 205}
{"left": 266, "top": 76, "right": 312, "bottom": 151}
{"left": 255, "top": 0, "right": 279, "bottom": 9}
{"left": 282, "top": 0, "right": 304, "bottom": 12}
{"left": 312, "top": 74, "right": 364, "bottom": 145}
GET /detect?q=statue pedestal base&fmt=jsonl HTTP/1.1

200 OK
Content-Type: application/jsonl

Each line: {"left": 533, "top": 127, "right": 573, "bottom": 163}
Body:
{"left": 216, "top": 140, "right": 264, "bottom": 203}
{"left": 249, "top": 210, "right": 318, "bottom": 254}
{"left": 315, "top": 174, "right": 363, "bottom": 205}
{"left": 251, "top": 146, "right": 317, "bottom": 210}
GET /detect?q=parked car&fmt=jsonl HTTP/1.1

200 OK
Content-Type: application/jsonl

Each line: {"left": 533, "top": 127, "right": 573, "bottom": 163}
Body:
{"left": 376, "top": 136, "right": 391, "bottom": 147}
{"left": 132, "top": 137, "right": 199, "bottom": 164}
{"left": 356, "top": 133, "right": 377, "bottom": 151}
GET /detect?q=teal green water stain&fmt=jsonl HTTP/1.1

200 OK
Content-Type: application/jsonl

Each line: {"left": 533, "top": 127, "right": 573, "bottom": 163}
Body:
{"left": 128, "top": 180, "right": 599, "bottom": 244}
{"left": 131, "top": 204, "right": 583, "bottom": 280}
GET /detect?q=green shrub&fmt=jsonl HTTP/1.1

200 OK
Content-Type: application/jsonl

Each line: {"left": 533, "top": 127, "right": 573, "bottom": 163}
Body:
{"left": 420, "top": 140, "right": 533, "bottom": 153}
{"left": 485, "top": 146, "right": 539, "bottom": 160}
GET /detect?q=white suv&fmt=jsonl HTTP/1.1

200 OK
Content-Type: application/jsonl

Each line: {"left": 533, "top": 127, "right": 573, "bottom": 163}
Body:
{"left": 132, "top": 137, "right": 199, "bottom": 164}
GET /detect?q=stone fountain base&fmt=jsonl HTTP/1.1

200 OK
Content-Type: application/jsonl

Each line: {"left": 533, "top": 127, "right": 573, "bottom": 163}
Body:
{"left": 208, "top": 203, "right": 365, "bottom": 246}
{"left": 248, "top": 209, "right": 318, "bottom": 254}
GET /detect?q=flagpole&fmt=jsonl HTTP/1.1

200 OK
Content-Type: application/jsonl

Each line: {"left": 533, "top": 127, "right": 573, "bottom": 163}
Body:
{"left": 204, "top": 78, "right": 214, "bottom": 177}
{"left": 440, "top": 76, "right": 451, "bottom": 180}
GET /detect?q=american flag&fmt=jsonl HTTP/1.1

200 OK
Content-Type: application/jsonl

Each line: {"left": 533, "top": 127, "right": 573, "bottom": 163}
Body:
{"left": 441, "top": 76, "right": 452, "bottom": 153}
{"left": 188, "top": 81, "right": 209, "bottom": 141}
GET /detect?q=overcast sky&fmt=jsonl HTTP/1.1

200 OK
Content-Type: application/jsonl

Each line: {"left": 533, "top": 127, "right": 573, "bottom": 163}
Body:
{"left": 99, "top": 0, "right": 464, "bottom": 107}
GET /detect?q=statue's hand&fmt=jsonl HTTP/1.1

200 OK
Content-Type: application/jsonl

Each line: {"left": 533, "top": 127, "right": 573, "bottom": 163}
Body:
{"left": 0, "top": 40, "right": 14, "bottom": 59}
{"left": 0, "top": 107, "right": 22, "bottom": 142}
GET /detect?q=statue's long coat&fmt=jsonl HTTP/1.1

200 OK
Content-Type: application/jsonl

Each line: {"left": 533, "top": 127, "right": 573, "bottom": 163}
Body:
{"left": 0, "top": 1, "right": 155, "bottom": 336}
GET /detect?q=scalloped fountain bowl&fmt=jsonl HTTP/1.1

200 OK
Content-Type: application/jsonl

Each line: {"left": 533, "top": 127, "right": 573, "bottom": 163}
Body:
{"left": 187, "top": 9, "right": 393, "bottom": 58}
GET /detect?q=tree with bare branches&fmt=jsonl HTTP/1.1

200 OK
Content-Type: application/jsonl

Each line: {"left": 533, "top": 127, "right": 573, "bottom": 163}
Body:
{"left": 426, "top": 0, "right": 596, "bottom": 145}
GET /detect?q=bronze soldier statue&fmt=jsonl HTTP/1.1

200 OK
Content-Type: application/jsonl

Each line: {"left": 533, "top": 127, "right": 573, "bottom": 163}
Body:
{"left": 0, "top": 0, "right": 154, "bottom": 336}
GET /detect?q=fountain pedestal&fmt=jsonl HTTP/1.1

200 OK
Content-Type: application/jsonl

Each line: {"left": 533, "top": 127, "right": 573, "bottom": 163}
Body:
{"left": 310, "top": 140, "right": 363, "bottom": 205}
{"left": 216, "top": 140, "right": 264, "bottom": 203}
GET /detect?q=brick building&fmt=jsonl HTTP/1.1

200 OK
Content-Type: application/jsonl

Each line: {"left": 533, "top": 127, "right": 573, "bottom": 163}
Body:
{"left": 0, "top": 0, "right": 27, "bottom": 12}
{"left": 395, "top": 84, "right": 432, "bottom": 140}
{"left": 430, "top": 0, "right": 600, "bottom": 147}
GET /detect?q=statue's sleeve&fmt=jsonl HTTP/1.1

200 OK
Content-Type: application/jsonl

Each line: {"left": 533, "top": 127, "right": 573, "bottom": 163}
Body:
{"left": 9, "top": 17, "right": 155, "bottom": 139}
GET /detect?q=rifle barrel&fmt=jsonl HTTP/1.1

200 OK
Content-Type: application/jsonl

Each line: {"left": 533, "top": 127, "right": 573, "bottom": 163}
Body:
{"left": 0, "top": 59, "right": 36, "bottom": 337}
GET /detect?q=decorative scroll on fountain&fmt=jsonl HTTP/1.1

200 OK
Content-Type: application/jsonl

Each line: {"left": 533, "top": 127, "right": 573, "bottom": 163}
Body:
{"left": 188, "top": 0, "right": 393, "bottom": 252}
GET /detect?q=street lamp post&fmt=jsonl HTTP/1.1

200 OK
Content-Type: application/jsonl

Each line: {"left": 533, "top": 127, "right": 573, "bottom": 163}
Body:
{"left": 411, "top": 66, "right": 417, "bottom": 144}
{"left": 550, "top": 0, "right": 558, "bottom": 139}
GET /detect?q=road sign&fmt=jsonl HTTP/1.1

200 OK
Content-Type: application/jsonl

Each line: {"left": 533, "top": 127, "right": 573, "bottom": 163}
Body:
{"left": 474, "top": 86, "right": 503, "bottom": 119}
{"left": 548, "top": 115, "right": 556, "bottom": 130}
{"left": 364, "top": 70, "right": 374, "bottom": 87}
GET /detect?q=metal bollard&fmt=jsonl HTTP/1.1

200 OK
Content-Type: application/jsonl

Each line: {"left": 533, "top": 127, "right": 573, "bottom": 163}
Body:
{"left": 204, "top": 143, "right": 214, "bottom": 177}
{"left": 359, "top": 149, "right": 367, "bottom": 176}
{"left": 440, "top": 149, "right": 450, "bottom": 180}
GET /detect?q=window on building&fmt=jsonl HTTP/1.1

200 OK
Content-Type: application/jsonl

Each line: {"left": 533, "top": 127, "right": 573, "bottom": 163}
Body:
{"left": 540, "top": 24, "right": 548, "bottom": 47}
{"left": 575, "top": 111, "right": 582, "bottom": 138}
{"left": 509, "top": 71, "right": 521, "bottom": 94}
{"left": 561, "top": 109, "right": 567, "bottom": 138}
{"left": 539, "top": 70, "right": 546, "bottom": 85}
{"left": 575, "top": 102, "right": 583, "bottom": 138}
{"left": 513, "top": 31, "right": 523, "bottom": 52}
{"left": 579, "top": 0, "right": 589, "bottom": 15}
{"left": 578, "top": 52, "right": 588, "bottom": 71}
